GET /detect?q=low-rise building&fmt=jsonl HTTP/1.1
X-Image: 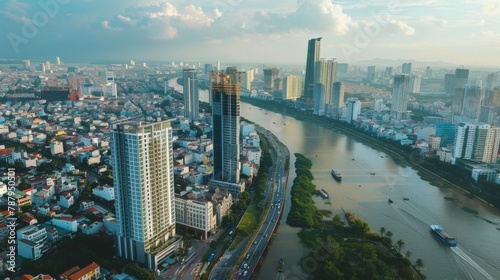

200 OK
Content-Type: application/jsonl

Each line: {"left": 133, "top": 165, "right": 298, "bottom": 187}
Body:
{"left": 175, "top": 194, "right": 215, "bottom": 240}
{"left": 51, "top": 217, "right": 78, "bottom": 232}
{"left": 92, "top": 185, "right": 114, "bottom": 201}
{"left": 17, "top": 225, "right": 49, "bottom": 260}
{"left": 60, "top": 262, "right": 102, "bottom": 280}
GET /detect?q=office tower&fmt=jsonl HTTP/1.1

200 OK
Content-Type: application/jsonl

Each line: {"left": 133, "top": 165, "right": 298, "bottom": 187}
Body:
{"left": 425, "top": 66, "right": 432, "bottom": 78}
{"left": 24, "top": 60, "right": 30, "bottom": 69}
{"left": 56, "top": 57, "right": 61, "bottom": 65}
{"left": 183, "top": 69, "right": 199, "bottom": 119}
{"left": 241, "top": 69, "right": 255, "bottom": 91}
{"left": 211, "top": 71, "right": 241, "bottom": 184}
{"left": 314, "top": 59, "right": 337, "bottom": 107}
{"left": 111, "top": 120, "right": 178, "bottom": 270}
{"left": 444, "top": 73, "right": 455, "bottom": 95}
{"left": 374, "top": 98, "right": 384, "bottom": 112}
{"left": 435, "top": 123, "right": 456, "bottom": 147}
{"left": 313, "top": 83, "right": 325, "bottom": 115}
{"left": 106, "top": 71, "right": 115, "bottom": 84}
{"left": 40, "top": 63, "right": 46, "bottom": 73}
{"left": 337, "top": 63, "right": 348, "bottom": 74}
{"left": 216, "top": 61, "right": 221, "bottom": 71}
{"left": 480, "top": 126, "right": 500, "bottom": 163}
{"left": 454, "top": 68, "right": 469, "bottom": 90}
{"left": 344, "top": 97, "right": 361, "bottom": 124}
{"left": 263, "top": 67, "right": 280, "bottom": 92}
{"left": 331, "top": 82, "right": 345, "bottom": 118}
{"left": 273, "top": 77, "right": 283, "bottom": 92}
{"left": 130, "top": 60, "right": 136, "bottom": 66}
{"left": 142, "top": 62, "right": 147, "bottom": 68}
{"left": 282, "top": 75, "right": 302, "bottom": 100}
{"left": 367, "top": 66, "right": 376, "bottom": 82}
{"left": 303, "top": 37, "right": 322, "bottom": 101}
{"left": 205, "top": 64, "right": 214, "bottom": 75}
{"left": 385, "top": 67, "right": 394, "bottom": 78}
{"left": 402, "top": 62, "right": 412, "bottom": 74}
{"left": 486, "top": 72, "right": 498, "bottom": 90}
{"left": 409, "top": 75, "right": 421, "bottom": 93}
{"left": 454, "top": 123, "right": 476, "bottom": 160}
{"left": 45, "top": 61, "right": 51, "bottom": 71}
{"left": 461, "top": 85, "right": 483, "bottom": 120}
{"left": 391, "top": 74, "right": 410, "bottom": 119}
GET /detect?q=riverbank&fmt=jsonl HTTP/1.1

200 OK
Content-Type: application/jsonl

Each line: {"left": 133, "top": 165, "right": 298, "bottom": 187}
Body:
{"left": 287, "top": 154, "right": 422, "bottom": 279}
{"left": 241, "top": 97, "right": 500, "bottom": 209}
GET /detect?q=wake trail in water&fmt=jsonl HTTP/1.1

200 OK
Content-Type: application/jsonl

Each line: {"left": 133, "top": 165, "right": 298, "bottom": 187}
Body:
{"left": 403, "top": 201, "right": 439, "bottom": 225}
{"left": 452, "top": 246, "right": 494, "bottom": 280}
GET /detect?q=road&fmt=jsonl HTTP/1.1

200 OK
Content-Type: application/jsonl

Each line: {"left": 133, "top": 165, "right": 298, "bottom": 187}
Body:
{"left": 209, "top": 124, "right": 288, "bottom": 280}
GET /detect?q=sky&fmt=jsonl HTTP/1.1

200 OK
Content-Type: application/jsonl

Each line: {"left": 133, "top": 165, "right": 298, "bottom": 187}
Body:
{"left": 1, "top": 0, "right": 500, "bottom": 67}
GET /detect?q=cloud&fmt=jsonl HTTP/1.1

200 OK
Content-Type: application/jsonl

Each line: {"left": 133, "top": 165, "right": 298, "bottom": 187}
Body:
{"left": 385, "top": 18, "right": 415, "bottom": 35}
{"left": 101, "top": 20, "right": 122, "bottom": 31}
{"left": 481, "top": 0, "right": 500, "bottom": 16}
{"left": 471, "top": 30, "right": 500, "bottom": 38}
{"left": 117, "top": 15, "right": 133, "bottom": 23}
{"left": 252, "top": 0, "right": 358, "bottom": 35}
{"left": 420, "top": 15, "right": 447, "bottom": 25}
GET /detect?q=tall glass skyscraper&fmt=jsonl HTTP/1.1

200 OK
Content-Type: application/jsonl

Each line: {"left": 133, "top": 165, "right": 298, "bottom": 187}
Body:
{"left": 303, "top": 37, "right": 322, "bottom": 102}
{"left": 111, "top": 120, "right": 179, "bottom": 270}
{"left": 183, "top": 69, "right": 199, "bottom": 119}
{"left": 211, "top": 71, "right": 241, "bottom": 183}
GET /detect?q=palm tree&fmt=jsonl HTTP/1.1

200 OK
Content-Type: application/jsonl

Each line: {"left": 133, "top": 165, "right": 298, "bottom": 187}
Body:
{"left": 385, "top": 231, "right": 393, "bottom": 244}
{"left": 379, "top": 226, "right": 386, "bottom": 237}
{"left": 405, "top": 250, "right": 412, "bottom": 259}
{"left": 396, "top": 239, "right": 405, "bottom": 253}
{"left": 415, "top": 258, "right": 425, "bottom": 271}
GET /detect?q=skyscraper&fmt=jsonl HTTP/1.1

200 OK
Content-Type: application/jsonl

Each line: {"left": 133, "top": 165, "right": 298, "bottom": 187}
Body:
{"left": 111, "top": 120, "right": 179, "bottom": 270}
{"left": 444, "top": 73, "right": 455, "bottom": 95}
{"left": 211, "top": 71, "right": 241, "bottom": 184}
{"left": 303, "top": 37, "right": 322, "bottom": 102}
{"left": 314, "top": 58, "right": 337, "bottom": 113}
{"left": 402, "top": 62, "right": 412, "bottom": 74}
{"left": 409, "top": 75, "right": 421, "bottom": 93}
{"left": 331, "top": 81, "right": 345, "bottom": 119}
{"left": 454, "top": 68, "right": 469, "bottom": 90}
{"left": 56, "top": 56, "right": 61, "bottom": 65}
{"left": 367, "top": 66, "right": 376, "bottom": 82}
{"left": 282, "top": 75, "right": 302, "bottom": 100}
{"left": 344, "top": 98, "right": 361, "bottom": 124}
{"left": 391, "top": 74, "right": 410, "bottom": 119}
{"left": 486, "top": 72, "right": 498, "bottom": 90}
{"left": 461, "top": 85, "right": 483, "bottom": 120}
{"left": 183, "top": 69, "right": 199, "bottom": 119}
{"left": 263, "top": 67, "right": 280, "bottom": 92}
{"left": 313, "top": 83, "right": 325, "bottom": 116}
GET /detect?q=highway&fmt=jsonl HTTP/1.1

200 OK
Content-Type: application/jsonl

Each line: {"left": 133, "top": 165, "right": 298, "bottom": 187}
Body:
{"left": 210, "top": 125, "right": 289, "bottom": 280}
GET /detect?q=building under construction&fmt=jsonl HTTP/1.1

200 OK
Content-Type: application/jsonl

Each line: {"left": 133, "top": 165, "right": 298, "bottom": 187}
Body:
{"left": 210, "top": 70, "right": 241, "bottom": 184}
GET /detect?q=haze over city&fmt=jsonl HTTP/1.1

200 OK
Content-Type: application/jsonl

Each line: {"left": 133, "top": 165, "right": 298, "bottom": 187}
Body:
{"left": 2, "top": 0, "right": 500, "bottom": 66}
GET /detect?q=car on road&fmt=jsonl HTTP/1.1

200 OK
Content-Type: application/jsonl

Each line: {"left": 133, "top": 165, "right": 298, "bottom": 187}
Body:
{"left": 253, "top": 240, "right": 257, "bottom": 244}
{"left": 246, "top": 253, "right": 250, "bottom": 260}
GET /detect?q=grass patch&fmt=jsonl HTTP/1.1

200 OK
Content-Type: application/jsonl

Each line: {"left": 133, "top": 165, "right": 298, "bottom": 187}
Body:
{"left": 461, "top": 207, "right": 479, "bottom": 215}
{"left": 238, "top": 202, "right": 262, "bottom": 234}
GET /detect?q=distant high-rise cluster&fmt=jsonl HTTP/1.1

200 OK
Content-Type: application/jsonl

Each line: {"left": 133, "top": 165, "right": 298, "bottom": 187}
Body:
{"left": 454, "top": 123, "right": 500, "bottom": 163}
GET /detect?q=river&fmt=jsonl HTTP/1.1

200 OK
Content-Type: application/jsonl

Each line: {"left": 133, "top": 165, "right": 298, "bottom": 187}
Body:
{"left": 241, "top": 103, "right": 500, "bottom": 280}
{"left": 168, "top": 77, "right": 500, "bottom": 279}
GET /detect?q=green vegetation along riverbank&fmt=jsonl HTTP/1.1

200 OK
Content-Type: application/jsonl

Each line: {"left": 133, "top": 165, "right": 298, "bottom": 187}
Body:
{"left": 286, "top": 153, "right": 424, "bottom": 279}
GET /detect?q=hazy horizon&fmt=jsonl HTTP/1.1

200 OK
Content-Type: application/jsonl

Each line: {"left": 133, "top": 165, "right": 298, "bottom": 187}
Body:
{"left": 1, "top": 0, "right": 500, "bottom": 67}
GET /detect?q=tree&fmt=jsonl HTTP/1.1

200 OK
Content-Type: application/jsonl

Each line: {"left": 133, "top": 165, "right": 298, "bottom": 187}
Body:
{"left": 415, "top": 258, "right": 425, "bottom": 271}
{"left": 405, "top": 250, "right": 412, "bottom": 259}
{"left": 396, "top": 239, "right": 405, "bottom": 254}
{"left": 379, "top": 226, "right": 386, "bottom": 237}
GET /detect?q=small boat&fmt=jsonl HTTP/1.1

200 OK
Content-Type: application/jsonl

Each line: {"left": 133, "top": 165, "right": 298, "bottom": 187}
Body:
{"left": 430, "top": 225, "right": 457, "bottom": 247}
{"left": 277, "top": 259, "right": 285, "bottom": 272}
{"left": 370, "top": 172, "right": 376, "bottom": 175}
{"left": 403, "top": 198, "right": 409, "bottom": 201}
{"left": 331, "top": 170, "right": 342, "bottom": 181}
{"left": 319, "top": 189, "right": 329, "bottom": 199}
{"left": 388, "top": 199, "right": 393, "bottom": 203}
{"left": 352, "top": 158, "right": 355, "bottom": 160}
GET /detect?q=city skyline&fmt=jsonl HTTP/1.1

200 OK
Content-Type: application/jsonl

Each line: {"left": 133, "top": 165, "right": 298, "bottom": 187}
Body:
{"left": 1, "top": 0, "right": 500, "bottom": 66}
